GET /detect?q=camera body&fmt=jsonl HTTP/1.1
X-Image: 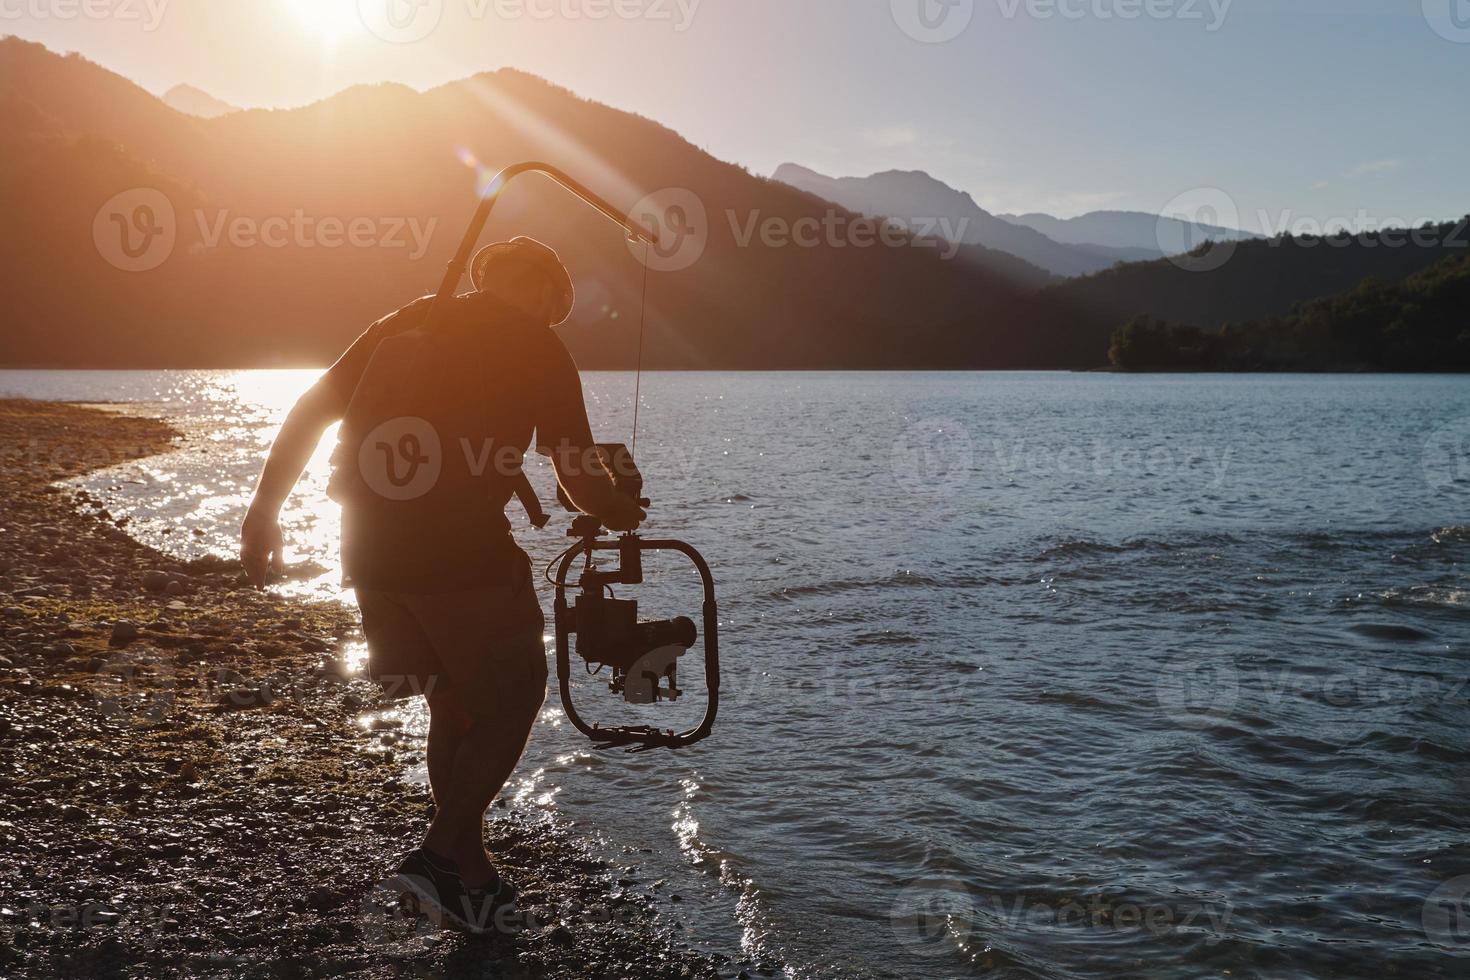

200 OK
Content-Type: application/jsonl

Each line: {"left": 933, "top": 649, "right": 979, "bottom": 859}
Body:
{"left": 572, "top": 593, "right": 697, "bottom": 704}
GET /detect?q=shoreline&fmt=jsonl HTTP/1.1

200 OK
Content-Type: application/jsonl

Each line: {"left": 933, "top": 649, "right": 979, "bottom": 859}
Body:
{"left": 0, "top": 400, "right": 723, "bottom": 978}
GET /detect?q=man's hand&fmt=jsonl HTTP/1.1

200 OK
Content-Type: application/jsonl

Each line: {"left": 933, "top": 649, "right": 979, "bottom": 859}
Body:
{"left": 599, "top": 492, "right": 646, "bottom": 533}
{"left": 240, "top": 506, "right": 286, "bottom": 589}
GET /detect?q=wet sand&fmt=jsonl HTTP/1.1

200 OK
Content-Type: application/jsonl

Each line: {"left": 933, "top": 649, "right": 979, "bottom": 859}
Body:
{"left": 0, "top": 400, "right": 722, "bottom": 978}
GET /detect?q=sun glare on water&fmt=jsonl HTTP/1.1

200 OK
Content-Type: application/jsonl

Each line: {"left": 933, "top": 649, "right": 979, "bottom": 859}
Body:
{"left": 286, "top": 0, "right": 361, "bottom": 40}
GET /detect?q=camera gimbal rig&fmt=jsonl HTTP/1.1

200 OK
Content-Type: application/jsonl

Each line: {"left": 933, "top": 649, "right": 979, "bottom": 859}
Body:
{"left": 548, "top": 446, "right": 719, "bottom": 750}
{"left": 423, "top": 163, "right": 720, "bottom": 751}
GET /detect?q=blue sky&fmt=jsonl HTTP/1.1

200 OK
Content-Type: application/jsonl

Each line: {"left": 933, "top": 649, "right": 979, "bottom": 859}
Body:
{"left": 6, "top": 0, "right": 1467, "bottom": 231}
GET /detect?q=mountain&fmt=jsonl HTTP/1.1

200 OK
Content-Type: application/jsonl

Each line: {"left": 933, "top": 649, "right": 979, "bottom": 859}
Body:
{"left": 1035, "top": 220, "right": 1470, "bottom": 366}
{"left": 999, "top": 210, "right": 1260, "bottom": 256}
{"left": 772, "top": 164, "right": 1149, "bottom": 277}
{"left": 0, "top": 37, "right": 1050, "bottom": 369}
{"left": 2, "top": 38, "right": 1463, "bottom": 372}
{"left": 162, "top": 84, "right": 238, "bottom": 119}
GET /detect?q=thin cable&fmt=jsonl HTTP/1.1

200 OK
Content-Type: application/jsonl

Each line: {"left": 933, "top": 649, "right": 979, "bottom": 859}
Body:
{"left": 631, "top": 240, "right": 651, "bottom": 458}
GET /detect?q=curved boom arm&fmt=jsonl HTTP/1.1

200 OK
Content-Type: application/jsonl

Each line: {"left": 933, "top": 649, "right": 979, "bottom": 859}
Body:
{"left": 423, "top": 162, "right": 660, "bottom": 329}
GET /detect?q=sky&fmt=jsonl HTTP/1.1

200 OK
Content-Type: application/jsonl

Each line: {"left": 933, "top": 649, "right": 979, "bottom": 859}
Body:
{"left": 5, "top": 0, "right": 1467, "bottom": 232}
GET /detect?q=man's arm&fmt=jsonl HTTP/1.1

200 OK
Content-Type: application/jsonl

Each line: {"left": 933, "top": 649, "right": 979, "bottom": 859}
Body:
{"left": 537, "top": 335, "right": 645, "bottom": 532}
{"left": 239, "top": 297, "right": 433, "bottom": 587}
{"left": 240, "top": 377, "right": 348, "bottom": 588}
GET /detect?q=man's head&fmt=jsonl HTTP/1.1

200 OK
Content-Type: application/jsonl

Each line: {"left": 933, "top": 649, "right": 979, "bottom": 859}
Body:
{"left": 470, "top": 237, "right": 575, "bottom": 326}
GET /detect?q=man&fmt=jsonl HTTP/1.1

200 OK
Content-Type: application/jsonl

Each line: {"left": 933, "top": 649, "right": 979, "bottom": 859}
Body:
{"left": 239, "top": 237, "right": 644, "bottom": 932}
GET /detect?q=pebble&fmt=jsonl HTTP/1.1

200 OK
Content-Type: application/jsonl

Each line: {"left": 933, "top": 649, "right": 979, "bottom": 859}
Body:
{"left": 109, "top": 622, "right": 139, "bottom": 647}
{"left": 141, "top": 571, "right": 170, "bottom": 593}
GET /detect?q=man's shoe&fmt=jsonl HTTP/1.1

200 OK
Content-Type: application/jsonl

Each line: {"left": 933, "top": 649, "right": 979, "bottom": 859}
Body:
{"left": 452, "top": 871, "right": 519, "bottom": 937}
{"left": 381, "top": 848, "right": 465, "bottom": 927}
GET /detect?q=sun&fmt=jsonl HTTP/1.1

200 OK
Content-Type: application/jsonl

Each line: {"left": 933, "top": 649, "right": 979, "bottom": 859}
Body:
{"left": 286, "top": 0, "right": 361, "bottom": 40}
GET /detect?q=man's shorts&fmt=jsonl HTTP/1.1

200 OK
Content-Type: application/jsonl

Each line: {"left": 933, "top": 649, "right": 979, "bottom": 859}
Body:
{"left": 355, "top": 556, "right": 546, "bottom": 713}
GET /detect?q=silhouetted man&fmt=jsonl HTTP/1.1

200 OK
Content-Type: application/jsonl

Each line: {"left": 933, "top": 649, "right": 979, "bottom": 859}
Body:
{"left": 240, "top": 237, "right": 643, "bottom": 932}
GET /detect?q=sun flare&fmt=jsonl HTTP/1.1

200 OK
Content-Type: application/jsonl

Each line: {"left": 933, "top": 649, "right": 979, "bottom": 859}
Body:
{"left": 286, "top": 0, "right": 360, "bottom": 40}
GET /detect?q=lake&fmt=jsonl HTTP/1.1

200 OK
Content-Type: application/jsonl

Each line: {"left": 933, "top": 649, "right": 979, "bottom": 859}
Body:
{"left": 3, "top": 369, "right": 1468, "bottom": 979}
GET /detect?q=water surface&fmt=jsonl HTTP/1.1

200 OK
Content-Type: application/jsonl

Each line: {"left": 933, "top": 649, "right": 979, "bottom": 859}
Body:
{"left": 3, "top": 369, "right": 1468, "bottom": 979}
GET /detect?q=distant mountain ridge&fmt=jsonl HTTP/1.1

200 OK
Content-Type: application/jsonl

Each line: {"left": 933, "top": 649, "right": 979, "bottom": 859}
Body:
{"left": 162, "top": 84, "right": 238, "bottom": 119}
{"left": 0, "top": 37, "right": 1047, "bottom": 369}
{"left": 998, "top": 209, "right": 1260, "bottom": 256}
{"left": 1, "top": 37, "right": 1462, "bottom": 371}
{"left": 773, "top": 164, "right": 1157, "bottom": 277}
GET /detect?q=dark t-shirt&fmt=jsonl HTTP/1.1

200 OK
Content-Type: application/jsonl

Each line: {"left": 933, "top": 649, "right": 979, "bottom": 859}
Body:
{"left": 322, "top": 293, "right": 592, "bottom": 593}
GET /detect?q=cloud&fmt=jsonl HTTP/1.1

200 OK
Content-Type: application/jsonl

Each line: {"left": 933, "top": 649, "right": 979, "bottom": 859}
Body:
{"left": 1346, "top": 159, "right": 1400, "bottom": 177}
{"left": 861, "top": 126, "right": 919, "bottom": 149}
{"left": 1309, "top": 180, "right": 1330, "bottom": 190}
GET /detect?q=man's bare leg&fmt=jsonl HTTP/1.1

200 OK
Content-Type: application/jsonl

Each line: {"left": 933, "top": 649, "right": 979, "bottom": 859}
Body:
{"left": 423, "top": 646, "right": 546, "bottom": 888}
{"left": 425, "top": 687, "right": 471, "bottom": 808}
